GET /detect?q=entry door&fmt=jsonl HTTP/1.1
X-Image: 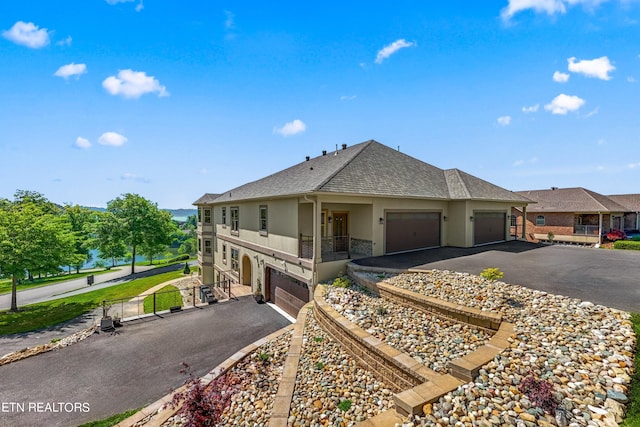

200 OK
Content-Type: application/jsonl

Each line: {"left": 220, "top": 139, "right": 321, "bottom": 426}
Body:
{"left": 332, "top": 212, "right": 348, "bottom": 252}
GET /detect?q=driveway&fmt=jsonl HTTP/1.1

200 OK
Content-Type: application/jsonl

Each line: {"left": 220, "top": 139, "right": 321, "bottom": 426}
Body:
{"left": 354, "top": 241, "right": 640, "bottom": 313}
{"left": 0, "top": 296, "right": 291, "bottom": 427}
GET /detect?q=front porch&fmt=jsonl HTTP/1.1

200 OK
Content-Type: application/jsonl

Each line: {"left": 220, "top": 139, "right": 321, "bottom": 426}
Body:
{"left": 299, "top": 234, "right": 373, "bottom": 261}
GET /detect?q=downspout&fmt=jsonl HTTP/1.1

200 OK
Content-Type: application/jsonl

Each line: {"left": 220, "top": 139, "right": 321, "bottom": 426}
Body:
{"left": 303, "top": 195, "right": 317, "bottom": 287}
{"left": 521, "top": 205, "right": 527, "bottom": 240}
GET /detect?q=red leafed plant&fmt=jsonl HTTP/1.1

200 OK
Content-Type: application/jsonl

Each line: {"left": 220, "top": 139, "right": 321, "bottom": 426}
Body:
{"left": 606, "top": 229, "right": 627, "bottom": 242}
{"left": 167, "top": 362, "right": 241, "bottom": 426}
{"left": 518, "top": 374, "right": 559, "bottom": 415}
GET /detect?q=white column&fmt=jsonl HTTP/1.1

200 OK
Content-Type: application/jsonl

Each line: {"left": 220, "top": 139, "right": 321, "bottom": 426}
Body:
{"left": 598, "top": 212, "right": 603, "bottom": 245}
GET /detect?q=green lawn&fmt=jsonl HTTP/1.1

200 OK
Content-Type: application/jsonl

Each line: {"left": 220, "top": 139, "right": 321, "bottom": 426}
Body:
{"left": 76, "top": 408, "right": 141, "bottom": 427}
{"left": 142, "top": 284, "right": 183, "bottom": 313}
{"left": 622, "top": 313, "right": 640, "bottom": 426}
{"left": 0, "top": 269, "right": 192, "bottom": 335}
{"left": 0, "top": 268, "right": 119, "bottom": 296}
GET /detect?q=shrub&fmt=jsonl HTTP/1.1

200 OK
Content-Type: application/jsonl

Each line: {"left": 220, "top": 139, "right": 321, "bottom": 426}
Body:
{"left": 480, "top": 267, "right": 504, "bottom": 282}
{"left": 315, "top": 361, "right": 325, "bottom": 370}
{"left": 338, "top": 399, "right": 352, "bottom": 412}
{"left": 313, "top": 336, "right": 324, "bottom": 342}
{"left": 547, "top": 231, "right": 555, "bottom": 243}
{"left": 518, "top": 375, "right": 559, "bottom": 415}
{"left": 258, "top": 352, "right": 270, "bottom": 364}
{"left": 183, "top": 262, "right": 190, "bottom": 274}
{"left": 376, "top": 306, "right": 388, "bottom": 316}
{"left": 332, "top": 276, "right": 351, "bottom": 288}
{"left": 614, "top": 240, "right": 640, "bottom": 251}
{"left": 607, "top": 229, "right": 627, "bottom": 242}
{"left": 167, "top": 363, "right": 241, "bottom": 426}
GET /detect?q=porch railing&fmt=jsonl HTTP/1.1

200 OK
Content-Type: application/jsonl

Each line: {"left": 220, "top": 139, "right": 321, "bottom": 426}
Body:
{"left": 574, "top": 225, "right": 599, "bottom": 235}
{"left": 299, "top": 234, "right": 351, "bottom": 259}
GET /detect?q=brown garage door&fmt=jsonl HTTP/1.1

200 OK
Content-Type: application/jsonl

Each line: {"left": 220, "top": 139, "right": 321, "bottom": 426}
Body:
{"left": 268, "top": 268, "right": 309, "bottom": 317}
{"left": 385, "top": 212, "right": 441, "bottom": 254}
{"left": 474, "top": 212, "right": 506, "bottom": 245}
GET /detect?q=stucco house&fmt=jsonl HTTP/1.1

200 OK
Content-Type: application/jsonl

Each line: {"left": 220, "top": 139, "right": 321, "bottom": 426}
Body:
{"left": 512, "top": 187, "right": 628, "bottom": 245}
{"left": 195, "top": 140, "right": 531, "bottom": 316}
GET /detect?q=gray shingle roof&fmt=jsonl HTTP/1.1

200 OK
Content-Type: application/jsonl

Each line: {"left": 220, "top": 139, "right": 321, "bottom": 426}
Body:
{"left": 203, "top": 140, "right": 531, "bottom": 204}
{"left": 516, "top": 188, "right": 628, "bottom": 213}
{"left": 193, "top": 193, "right": 221, "bottom": 205}
{"left": 607, "top": 194, "right": 640, "bottom": 212}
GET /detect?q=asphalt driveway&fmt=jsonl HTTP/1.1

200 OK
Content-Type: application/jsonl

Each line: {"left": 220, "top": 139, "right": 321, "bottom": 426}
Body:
{"left": 0, "top": 296, "right": 291, "bottom": 427}
{"left": 355, "top": 241, "right": 640, "bottom": 313}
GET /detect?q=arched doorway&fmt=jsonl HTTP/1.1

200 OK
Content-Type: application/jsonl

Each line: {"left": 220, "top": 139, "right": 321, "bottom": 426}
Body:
{"left": 241, "top": 255, "right": 252, "bottom": 286}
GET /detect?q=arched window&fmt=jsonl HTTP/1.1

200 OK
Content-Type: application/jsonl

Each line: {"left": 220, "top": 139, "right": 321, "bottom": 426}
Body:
{"left": 536, "top": 215, "right": 545, "bottom": 226}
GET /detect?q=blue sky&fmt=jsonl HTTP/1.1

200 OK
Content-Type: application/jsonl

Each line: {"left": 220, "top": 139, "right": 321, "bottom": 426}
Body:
{"left": 1, "top": 0, "right": 639, "bottom": 208}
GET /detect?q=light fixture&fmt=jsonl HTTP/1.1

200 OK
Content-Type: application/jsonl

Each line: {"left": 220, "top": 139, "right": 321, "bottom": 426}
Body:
{"left": 379, "top": 217, "right": 384, "bottom": 224}
{"left": 443, "top": 216, "right": 448, "bottom": 222}
{"left": 328, "top": 216, "right": 332, "bottom": 223}
{"left": 469, "top": 216, "right": 474, "bottom": 222}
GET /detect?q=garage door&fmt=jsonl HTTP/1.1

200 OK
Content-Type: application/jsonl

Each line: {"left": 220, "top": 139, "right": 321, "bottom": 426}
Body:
{"left": 385, "top": 212, "right": 441, "bottom": 254}
{"left": 268, "top": 268, "right": 309, "bottom": 317}
{"left": 474, "top": 212, "right": 506, "bottom": 245}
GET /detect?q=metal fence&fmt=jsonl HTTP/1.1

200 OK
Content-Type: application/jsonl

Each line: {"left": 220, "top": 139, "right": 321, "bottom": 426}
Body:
{"left": 101, "top": 279, "right": 233, "bottom": 322}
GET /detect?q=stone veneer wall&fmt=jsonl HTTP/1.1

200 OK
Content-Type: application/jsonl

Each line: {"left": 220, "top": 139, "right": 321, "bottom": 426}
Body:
{"left": 350, "top": 238, "right": 373, "bottom": 256}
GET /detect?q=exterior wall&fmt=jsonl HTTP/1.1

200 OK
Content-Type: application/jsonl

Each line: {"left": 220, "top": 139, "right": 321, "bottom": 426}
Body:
{"left": 446, "top": 201, "right": 467, "bottom": 247}
{"left": 624, "top": 212, "right": 639, "bottom": 231}
{"left": 525, "top": 212, "right": 574, "bottom": 242}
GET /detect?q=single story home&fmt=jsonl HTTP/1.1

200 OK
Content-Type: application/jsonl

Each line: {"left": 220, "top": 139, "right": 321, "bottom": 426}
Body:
{"left": 606, "top": 194, "right": 640, "bottom": 233}
{"left": 195, "top": 140, "right": 531, "bottom": 316}
{"left": 512, "top": 187, "right": 628, "bottom": 245}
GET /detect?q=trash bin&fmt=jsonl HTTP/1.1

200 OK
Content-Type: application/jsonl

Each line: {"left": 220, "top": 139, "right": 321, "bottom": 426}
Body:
{"left": 87, "top": 275, "right": 94, "bottom": 286}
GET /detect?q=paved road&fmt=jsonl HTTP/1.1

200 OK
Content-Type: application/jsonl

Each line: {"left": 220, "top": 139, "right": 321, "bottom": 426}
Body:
{"left": 0, "top": 296, "right": 291, "bottom": 427}
{"left": 0, "top": 264, "right": 186, "bottom": 310}
{"left": 355, "top": 241, "right": 640, "bottom": 313}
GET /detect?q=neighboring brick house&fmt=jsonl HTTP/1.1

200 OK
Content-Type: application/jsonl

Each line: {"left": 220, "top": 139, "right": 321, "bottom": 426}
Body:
{"left": 511, "top": 187, "right": 627, "bottom": 245}
{"left": 195, "top": 140, "right": 531, "bottom": 316}
{"left": 607, "top": 194, "right": 640, "bottom": 232}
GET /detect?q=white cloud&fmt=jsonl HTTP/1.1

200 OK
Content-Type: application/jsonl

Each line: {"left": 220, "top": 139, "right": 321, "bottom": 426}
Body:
{"left": 501, "top": 0, "right": 566, "bottom": 21}
{"left": 273, "top": 119, "right": 306, "bottom": 137}
{"left": 627, "top": 76, "right": 636, "bottom": 83}
{"left": 2, "top": 21, "right": 50, "bottom": 48}
{"left": 581, "top": 107, "right": 599, "bottom": 118}
{"left": 135, "top": 1, "right": 144, "bottom": 12}
{"left": 513, "top": 157, "right": 538, "bottom": 167}
{"left": 513, "top": 159, "right": 525, "bottom": 166}
{"left": 628, "top": 162, "right": 640, "bottom": 169}
{"left": 199, "top": 168, "right": 209, "bottom": 175}
{"left": 522, "top": 104, "right": 539, "bottom": 113}
{"left": 553, "top": 71, "right": 570, "bottom": 83}
{"left": 375, "top": 39, "right": 415, "bottom": 64}
{"left": 54, "top": 63, "right": 87, "bottom": 79}
{"left": 225, "top": 10, "right": 235, "bottom": 30}
{"left": 544, "top": 93, "right": 585, "bottom": 114}
{"left": 57, "top": 36, "right": 72, "bottom": 47}
{"left": 98, "top": 132, "right": 128, "bottom": 147}
{"left": 497, "top": 115, "right": 512, "bottom": 126}
{"left": 102, "top": 69, "right": 168, "bottom": 98}
{"left": 567, "top": 56, "right": 615, "bottom": 80}
{"left": 340, "top": 95, "right": 357, "bottom": 101}
{"left": 105, "top": 0, "right": 134, "bottom": 4}
{"left": 121, "top": 172, "right": 149, "bottom": 183}
{"left": 597, "top": 138, "right": 606, "bottom": 145}
{"left": 501, "top": 0, "right": 612, "bottom": 21}
{"left": 74, "top": 137, "right": 91, "bottom": 149}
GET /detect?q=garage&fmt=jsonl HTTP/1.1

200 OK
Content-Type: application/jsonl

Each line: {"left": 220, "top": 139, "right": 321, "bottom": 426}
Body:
{"left": 473, "top": 212, "right": 506, "bottom": 245}
{"left": 385, "top": 211, "right": 441, "bottom": 254}
{"left": 267, "top": 268, "right": 309, "bottom": 317}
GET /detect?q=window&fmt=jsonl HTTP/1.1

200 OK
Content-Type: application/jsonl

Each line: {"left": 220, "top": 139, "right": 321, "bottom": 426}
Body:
{"left": 510, "top": 215, "right": 517, "bottom": 227}
{"left": 321, "top": 210, "right": 328, "bottom": 237}
{"left": 204, "top": 209, "right": 211, "bottom": 224}
{"left": 222, "top": 244, "right": 227, "bottom": 264}
{"left": 231, "top": 248, "right": 239, "bottom": 272}
{"left": 259, "top": 205, "right": 268, "bottom": 234}
{"left": 231, "top": 207, "right": 239, "bottom": 233}
{"left": 536, "top": 215, "right": 545, "bottom": 226}
{"left": 204, "top": 239, "right": 211, "bottom": 254}
{"left": 198, "top": 238, "right": 202, "bottom": 253}
{"left": 197, "top": 208, "right": 202, "bottom": 223}
{"left": 221, "top": 207, "right": 227, "bottom": 226}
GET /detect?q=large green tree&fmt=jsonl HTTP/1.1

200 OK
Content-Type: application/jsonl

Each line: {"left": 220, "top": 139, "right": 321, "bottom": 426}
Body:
{"left": 106, "top": 193, "right": 175, "bottom": 274}
{"left": 0, "top": 191, "right": 77, "bottom": 311}
{"left": 140, "top": 209, "right": 177, "bottom": 264}
{"left": 94, "top": 211, "right": 127, "bottom": 268}
{"left": 64, "top": 205, "right": 98, "bottom": 273}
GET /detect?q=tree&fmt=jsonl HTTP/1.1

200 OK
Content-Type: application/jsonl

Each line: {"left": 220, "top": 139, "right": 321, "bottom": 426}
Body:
{"left": 140, "top": 209, "right": 177, "bottom": 264}
{"left": 94, "top": 211, "right": 127, "bottom": 268}
{"left": 106, "top": 194, "right": 175, "bottom": 274}
{"left": 0, "top": 191, "right": 77, "bottom": 311}
{"left": 64, "top": 205, "right": 98, "bottom": 273}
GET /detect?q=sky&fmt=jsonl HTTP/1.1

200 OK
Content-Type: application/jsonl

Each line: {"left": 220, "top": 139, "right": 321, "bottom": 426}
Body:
{"left": 1, "top": 0, "right": 639, "bottom": 209}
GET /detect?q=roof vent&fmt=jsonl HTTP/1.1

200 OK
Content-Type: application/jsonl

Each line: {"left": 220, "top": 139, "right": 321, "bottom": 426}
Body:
{"left": 305, "top": 156, "right": 310, "bottom": 161}
{"left": 322, "top": 150, "right": 327, "bottom": 156}
{"left": 341, "top": 143, "right": 347, "bottom": 150}
{"left": 551, "top": 187, "right": 558, "bottom": 190}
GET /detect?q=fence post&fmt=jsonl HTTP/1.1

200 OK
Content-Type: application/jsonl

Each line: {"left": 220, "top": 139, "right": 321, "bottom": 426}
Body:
{"left": 192, "top": 287, "right": 195, "bottom": 307}
{"left": 102, "top": 300, "right": 106, "bottom": 318}
{"left": 153, "top": 293, "right": 156, "bottom": 314}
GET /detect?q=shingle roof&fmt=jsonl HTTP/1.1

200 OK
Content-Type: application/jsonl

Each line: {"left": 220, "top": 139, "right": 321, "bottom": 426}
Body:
{"left": 204, "top": 140, "right": 531, "bottom": 204}
{"left": 515, "top": 188, "right": 628, "bottom": 213}
{"left": 607, "top": 194, "right": 640, "bottom": 212}
{"left": 193, "top": 193, "right": 221, "bottom": 205}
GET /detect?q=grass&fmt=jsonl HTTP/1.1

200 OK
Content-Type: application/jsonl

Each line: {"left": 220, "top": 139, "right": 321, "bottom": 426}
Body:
{"left": 76, "top": 408, "right": 140, "bottom": 427}
{"left": 0, "top": 269, "right": 191, "bottom": 335}
{"left": 0, "top": 268, "right": 119, "bottom": 296}
{"left": 142, "top": 284, "right": 183, "bottom": 313}
{"left": 622, "top": 313, "right": 640, "bottom": 426}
